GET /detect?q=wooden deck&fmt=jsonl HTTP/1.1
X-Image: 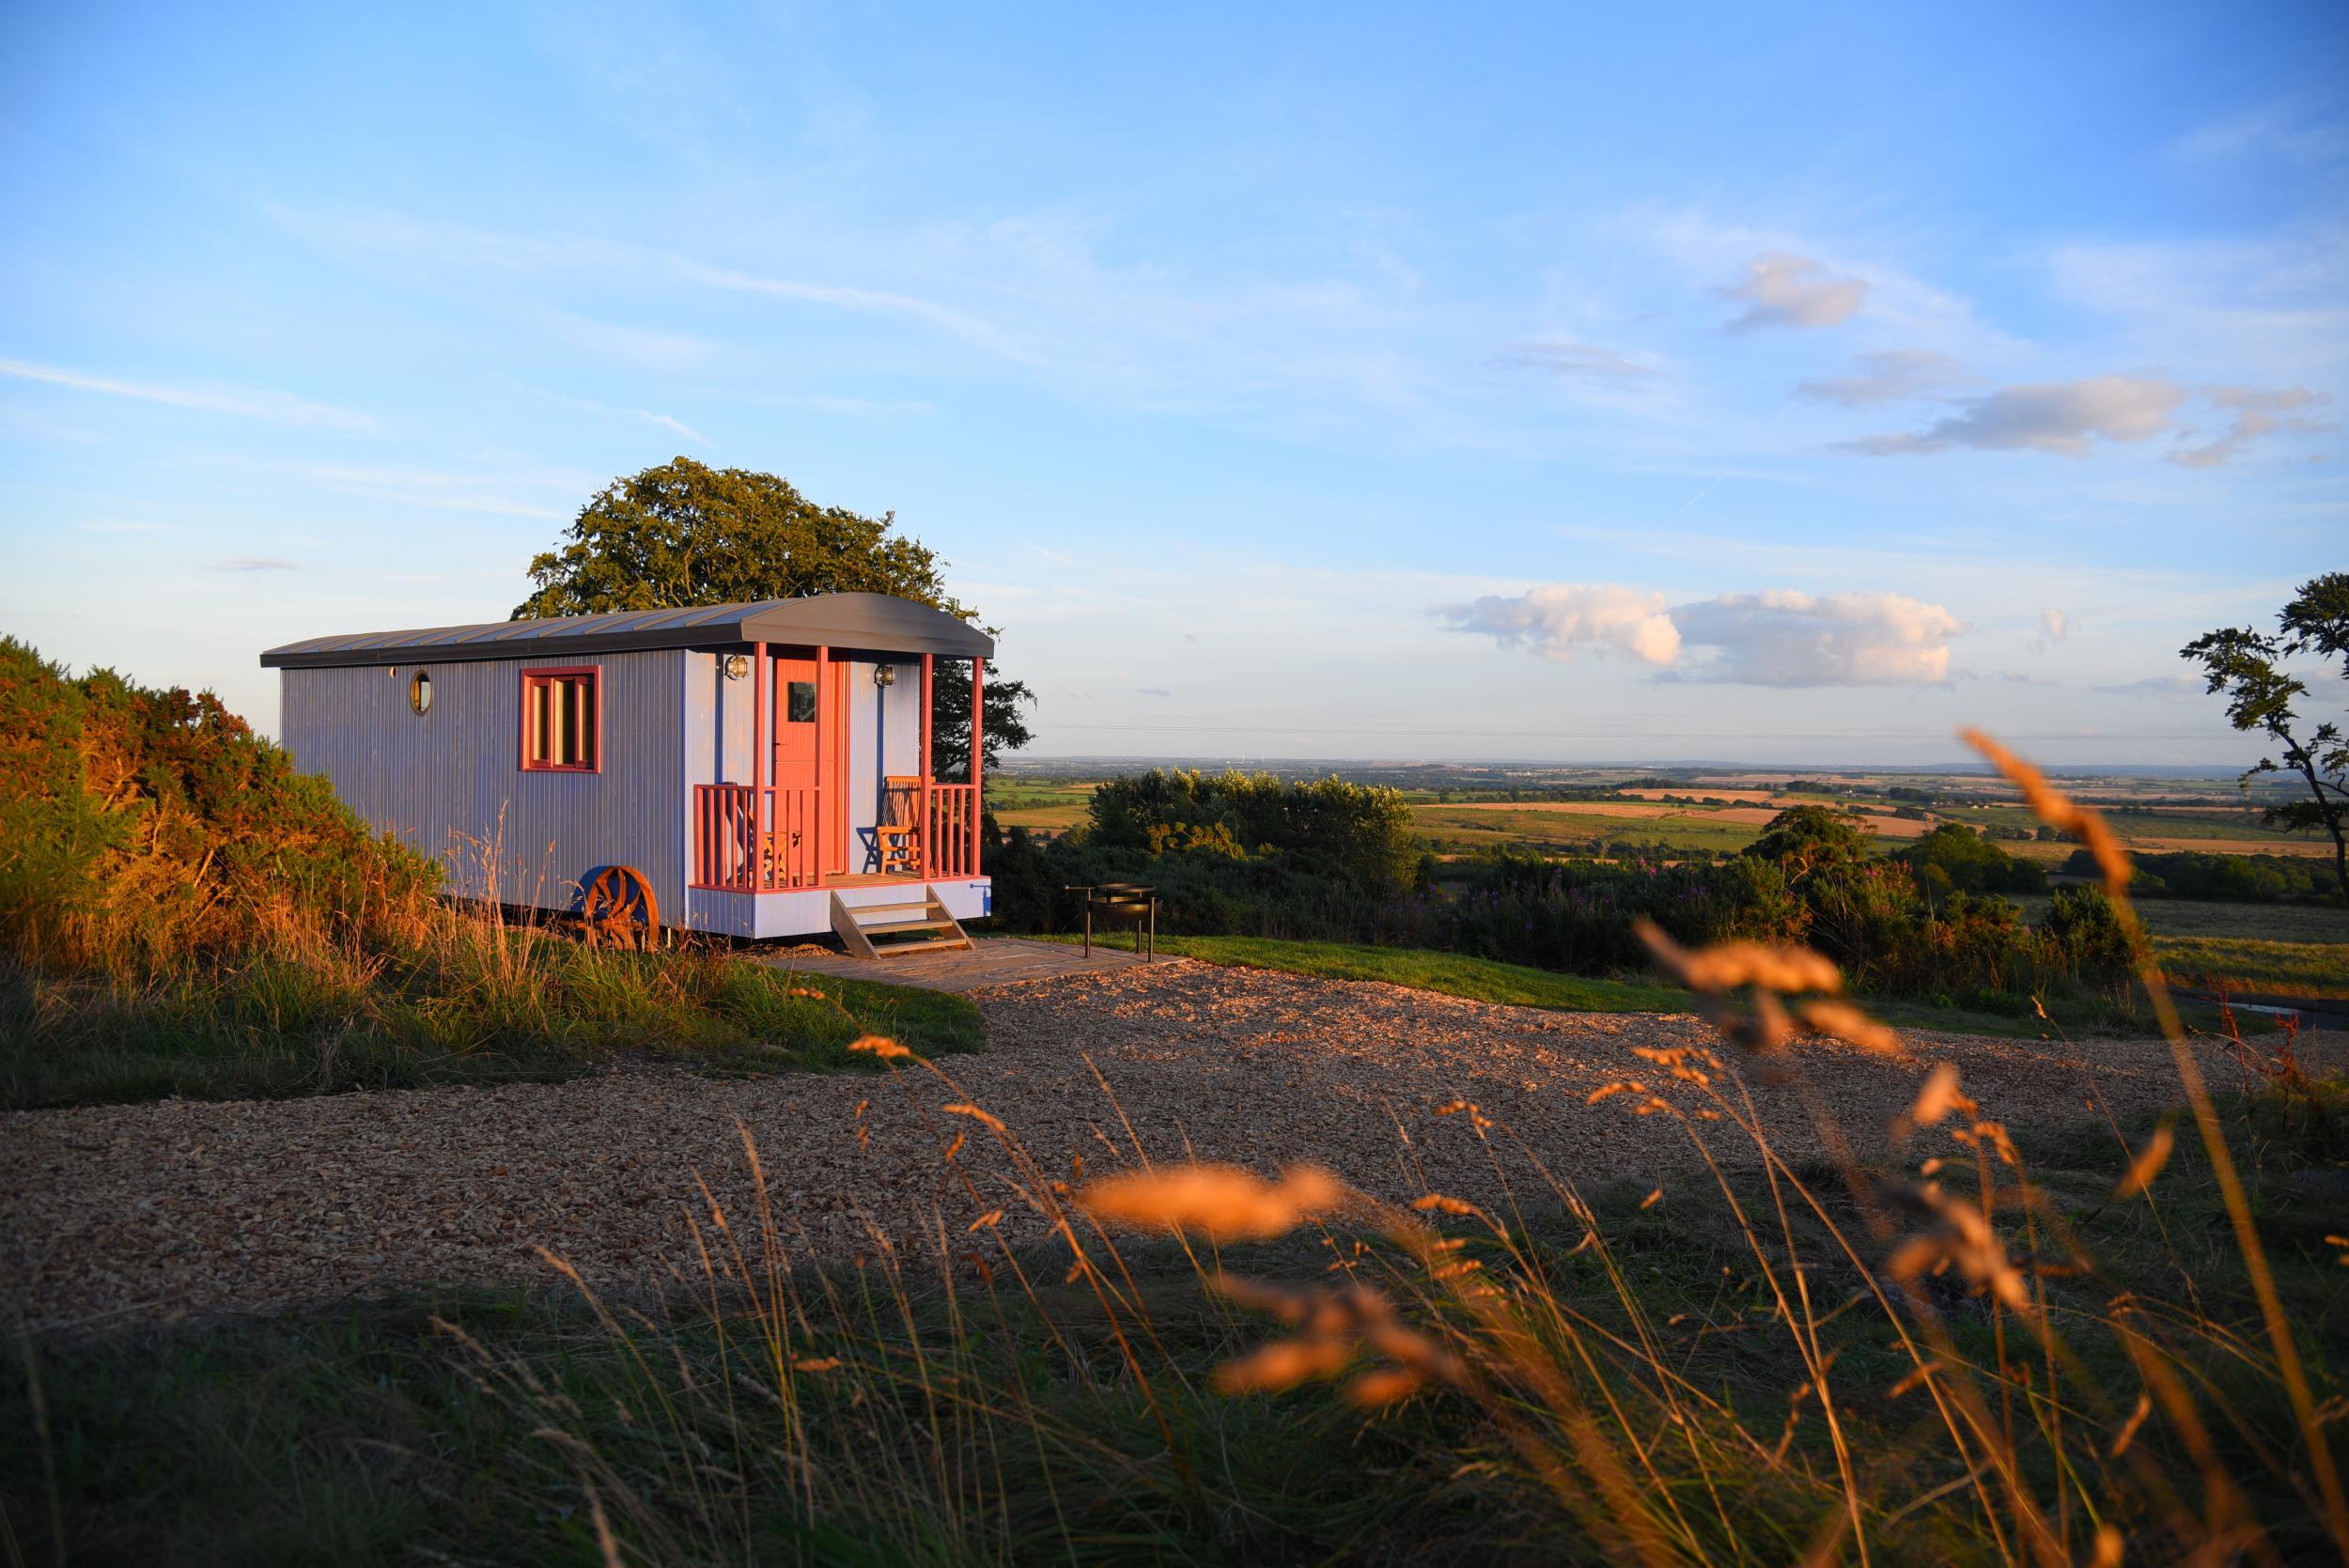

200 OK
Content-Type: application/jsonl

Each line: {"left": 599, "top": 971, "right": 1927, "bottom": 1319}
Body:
{"left": 756, "top": 935, "right": 1165, "bottom": 994}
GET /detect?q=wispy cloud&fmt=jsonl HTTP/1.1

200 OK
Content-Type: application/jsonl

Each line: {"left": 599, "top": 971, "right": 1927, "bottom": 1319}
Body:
{"left": 2170, "top": 96, "right": 2349, "bottom": 166}
{"left": 0, "top": 357, "right": 374, "bottom": 431}
{"left": 672, "top": 257, "right": 1025, "bottom": 359}
{"left": 300, "top": 463, "right": 573, "bottom": 519}
{"left": 1498, "top": 340, "right": 1664, "bottom": 387}
{"left": 796, "top": 394, "right": 935, "bottom": 418}
{"left": 1795, "top": 349, "right": 1968, "bottom": 407}
{"left": 208, "top": 557, "right": 298, "bottom": 572}
{"left": 1838, "top": 376, "right": 2186, "bottom": 457}
{"left": 1719, "top": 252, "right": 1869, "bottom": 331}
{"left": 2168, "top": 385, "right": 2335, "bottom": 467}
{"left": 637, "top": 410, "right": 708, "bottom": 445}
{"left": 2094, "top": 674, "right": 2204, "bottom": 697}
{"left": 541, "top": 311, "right": 718, "bottom": 373}
{"left": 2045, "top": 233, "right": 2349, "bottom": 385}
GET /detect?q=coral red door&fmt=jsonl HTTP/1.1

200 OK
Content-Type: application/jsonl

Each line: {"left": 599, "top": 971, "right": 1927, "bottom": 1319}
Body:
{"left": 770, "top": 657, "right": 848, "bottom": 876}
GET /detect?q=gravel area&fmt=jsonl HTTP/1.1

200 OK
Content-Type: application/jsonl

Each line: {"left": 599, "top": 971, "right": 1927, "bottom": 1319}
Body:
{"left": 6, "top": 962, "right": 2338, "bottom": 1333}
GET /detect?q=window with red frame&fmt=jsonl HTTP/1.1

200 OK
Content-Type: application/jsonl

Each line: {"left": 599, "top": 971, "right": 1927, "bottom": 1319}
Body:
{"left": 521, "top": 667, "right": 600, "bottom": 771}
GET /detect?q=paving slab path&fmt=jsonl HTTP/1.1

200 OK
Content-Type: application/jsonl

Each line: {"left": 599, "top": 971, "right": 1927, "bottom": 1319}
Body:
{"left": 6, "top": 962, "right": 2334, "bottom": 1333}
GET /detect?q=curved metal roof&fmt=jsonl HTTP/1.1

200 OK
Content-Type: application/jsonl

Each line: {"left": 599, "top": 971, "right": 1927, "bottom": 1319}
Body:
{"left": 260, "top": 593, "right": 994, "bottom": 669}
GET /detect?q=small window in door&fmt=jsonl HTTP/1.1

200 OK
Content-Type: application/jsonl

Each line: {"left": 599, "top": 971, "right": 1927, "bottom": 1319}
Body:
{"left": 785, "top": 680, "right": 817, "bottom": 722}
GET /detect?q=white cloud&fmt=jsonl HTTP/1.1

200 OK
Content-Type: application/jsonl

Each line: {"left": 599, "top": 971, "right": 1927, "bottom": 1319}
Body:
{"left": 1670, "top": 591, "right": 1963, "bottom": 685}
{"left": 209, "top": 557, "right": 299, "bottom": 572}
{"left": 1437, "top": 583, "right": 1681, "bottom": 665}
{"left": 1795, "top": 349, "right": 1968, "bottom": 407}
{"left": 0, "top": 357, "right": 374, "bottom": 431}
{"left": 1838, "top": 376, "right": 2186, "bottom": 457}
{"left": 1719, "top": 252, "right": 1868, "bottom": 331}
{"left": 1440, "top": 583, "right": 1963, "bottom": 686}
{"left": 2168, "top": 385, "right": 2335, "bottom": 468}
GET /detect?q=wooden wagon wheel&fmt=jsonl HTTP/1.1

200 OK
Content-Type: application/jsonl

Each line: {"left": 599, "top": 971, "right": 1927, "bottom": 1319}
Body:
{"left": 581, "top": 865, "right": 661, "bottom": 951}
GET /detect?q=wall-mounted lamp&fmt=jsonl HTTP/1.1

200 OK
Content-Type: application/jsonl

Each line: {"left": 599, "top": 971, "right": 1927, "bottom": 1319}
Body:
{"left": 873, "top": 664, "right": 897, "bottom": 688}
{"left": 723, "top": 654, "right": 751, "bottom": 681}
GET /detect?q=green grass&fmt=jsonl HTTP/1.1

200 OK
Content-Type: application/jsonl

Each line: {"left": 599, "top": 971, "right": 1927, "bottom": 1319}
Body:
{"left": 1412, "top": 804, "right": 1766, "bottom": 859}
{"left": 2015, "top": 893, "right": 2349, "bottom": 943}
{"left": 10, "top": 1082, "right": 2341, "bottom": 1564}
{"left": 986, "top": 779, "right": 1098, "bottom": 831}
{"left": 2151, "top": 935, "right": 2349, "bottom": 998}
{"left": 1, "top": 919, "right": 982, "bottom": 1110}
{"left": 1048, "top": 931, "right": 1695, "bottom": 1012}
{"left": 2010, "top": 894, "right": 2349, "bottom": 999}
{"left": 1049, "top": 931, "right": 2171, "bottom": 1037}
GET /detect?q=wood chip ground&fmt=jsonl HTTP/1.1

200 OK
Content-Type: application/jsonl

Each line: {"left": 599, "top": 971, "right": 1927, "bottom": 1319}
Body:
{"left": 6, "top": 962, "right": 2336, "bottom": 1334}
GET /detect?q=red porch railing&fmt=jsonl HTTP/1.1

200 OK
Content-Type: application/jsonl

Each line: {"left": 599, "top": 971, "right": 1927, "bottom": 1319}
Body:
{"left": 692, "top": 784, "right": 823, "bottom": 891}
{"left": 925, "top": 783, "right": 980, "bottom": 878}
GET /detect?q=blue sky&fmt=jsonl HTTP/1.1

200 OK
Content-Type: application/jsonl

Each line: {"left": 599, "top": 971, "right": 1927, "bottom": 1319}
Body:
{"left": 3, "top": 1, "right": 2343, "bottom": 764}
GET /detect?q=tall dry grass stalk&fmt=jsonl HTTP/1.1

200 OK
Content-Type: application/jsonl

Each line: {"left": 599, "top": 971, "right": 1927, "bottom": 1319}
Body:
{"left": 473, "top": 732, "right": 2341, "bottom": 1564}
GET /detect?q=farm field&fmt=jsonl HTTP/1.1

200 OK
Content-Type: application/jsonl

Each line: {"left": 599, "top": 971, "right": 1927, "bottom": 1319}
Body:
{"left": 2010, "top": 896, "right": 2349, "bottom": 999}
{"left": 991, "top": 763, "right": 2334, "bottom": 862}
{"left": 2153, "top": 938, "right": 2349, "bottom": 998}
{"left": 986, "top": 777, "right": 1097, "bottom": 831}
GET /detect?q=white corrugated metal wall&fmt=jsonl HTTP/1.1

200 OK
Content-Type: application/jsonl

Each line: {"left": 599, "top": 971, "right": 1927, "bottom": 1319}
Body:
{"left": 281, "top": 649, "right": 687, "bottom": 918}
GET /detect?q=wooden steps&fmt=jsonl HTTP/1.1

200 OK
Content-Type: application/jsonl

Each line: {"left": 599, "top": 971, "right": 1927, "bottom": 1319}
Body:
{"left": 831, "top": 889, "right": 972, "bottom": 959}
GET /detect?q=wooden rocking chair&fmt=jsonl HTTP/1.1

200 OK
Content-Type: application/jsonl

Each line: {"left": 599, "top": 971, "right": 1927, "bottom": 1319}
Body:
{"left": 875, "top": 774, "right": 924, "bottom": 876}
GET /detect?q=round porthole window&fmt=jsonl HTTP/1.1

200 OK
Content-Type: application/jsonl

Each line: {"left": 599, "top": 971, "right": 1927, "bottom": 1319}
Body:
{"left": 409, "top": 671, "right": 433, "bottom": 716}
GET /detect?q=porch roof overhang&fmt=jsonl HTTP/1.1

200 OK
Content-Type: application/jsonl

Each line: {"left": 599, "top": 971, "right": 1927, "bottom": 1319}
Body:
{"left": 259, "top": 593, "right": 995, "bottom": 670}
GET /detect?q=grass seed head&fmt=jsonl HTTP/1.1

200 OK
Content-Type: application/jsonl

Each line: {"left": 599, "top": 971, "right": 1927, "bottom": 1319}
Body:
{"left": 1079, "top": 1163, "right": 1348, "bottom": 1241}
{"left": 1959, "top": 727, "right": 2133, "bottom": 895}
{"left": 1797, "top": 999, "right": 1904, "bottom": 1057}
{"left": 2114, "top": 1125, "right": 2175, "bottom": 1198}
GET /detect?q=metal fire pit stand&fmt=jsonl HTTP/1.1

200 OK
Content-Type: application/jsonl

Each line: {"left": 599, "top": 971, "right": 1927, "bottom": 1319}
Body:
{"left": 1065, "top": 883, "right": 1156, "bottom": 957}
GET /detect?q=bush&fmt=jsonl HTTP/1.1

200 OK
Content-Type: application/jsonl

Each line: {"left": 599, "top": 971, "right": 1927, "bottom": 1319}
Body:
{"left": 1900, "top": 822, "right": 2048, "bottom": 896}
{"left": 0, "top": 641, "right": 980, "bottom": 1107}
{"left": 1085, "top": 768, "right": 1419, "bottom": 893}
{"left": 990, "top": 790, "right": 2139, "bottom": 1003}
{"left": 0, "top": 637, "right": 439, "bottom": 970}
{"left": 2066, "top": 847, "right": 2341, "bottom": 904}
{"left": 2044, "top": 884, "right": 2136, "bottom": 975}
{"left": 986, "top": 770, "right": 1419, "bottom": 939}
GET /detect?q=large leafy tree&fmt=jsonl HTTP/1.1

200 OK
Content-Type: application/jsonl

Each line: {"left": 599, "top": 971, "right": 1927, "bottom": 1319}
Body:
{"left": 515, "top": 458, "right": 1032, "bottom": 776}
{"left": 2181, "top": 571, "right": 2349, "bottom": 901}
{"left": 1743, "top": 803, "right": 1869, "bottom": 878}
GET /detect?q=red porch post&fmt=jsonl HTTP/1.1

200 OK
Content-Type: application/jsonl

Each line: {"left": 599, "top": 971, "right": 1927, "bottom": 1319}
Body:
{"left": 813, "top": 644, "right": 828, "bottom": 887}
{"left": 970, "top": 656, "right": 984, "bottom": 877}
{"left": 919, "top": 653, "right": 934, "bottom": 877}
{"left": 750, "top": 641, "right": 767, "bottom": 890}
